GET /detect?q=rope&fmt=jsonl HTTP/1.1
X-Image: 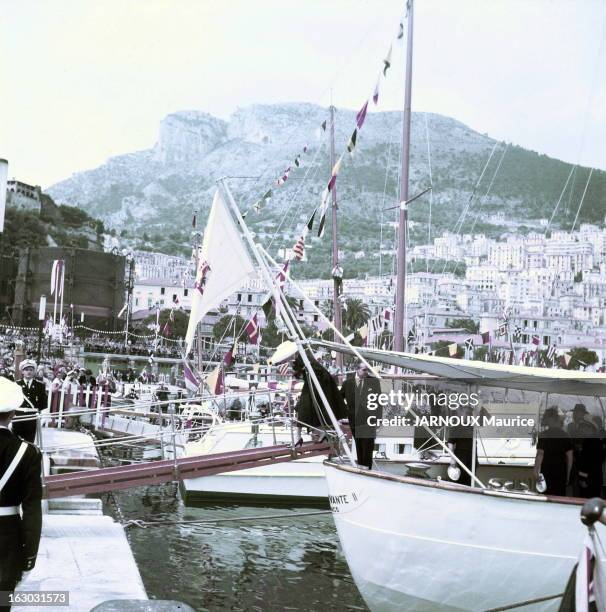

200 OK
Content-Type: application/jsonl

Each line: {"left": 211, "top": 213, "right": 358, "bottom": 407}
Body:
{"left": 122, "top": 509, "right": 332, "bottom": 529}
{"left": 571, "top": 167, "right": 593, "bottom": 232}
{"left": 483, "top": 592, "right": 563, "bottom": 611}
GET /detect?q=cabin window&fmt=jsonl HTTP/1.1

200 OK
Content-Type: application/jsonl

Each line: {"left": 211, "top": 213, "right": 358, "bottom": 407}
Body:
{"left": 184, "top": 289, "right": 189, "bottom": 297}
{"left": 374, "top": 443, "right": 386, "bottom": 454}
{"left": 394, "top": 443, "right": 411, "bottom": 455}
{"left": 160, "top": 287, "right": 165, "bottom": 295}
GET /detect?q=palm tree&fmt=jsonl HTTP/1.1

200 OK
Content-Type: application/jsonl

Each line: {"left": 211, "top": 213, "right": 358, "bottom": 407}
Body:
{"left": 343, "top": 298, "right": 370, "bottom": 333}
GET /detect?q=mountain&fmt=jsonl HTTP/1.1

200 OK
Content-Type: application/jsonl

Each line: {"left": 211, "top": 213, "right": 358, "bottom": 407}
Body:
{"left": 48, "top": 103, "right": 606, "bottom": 278}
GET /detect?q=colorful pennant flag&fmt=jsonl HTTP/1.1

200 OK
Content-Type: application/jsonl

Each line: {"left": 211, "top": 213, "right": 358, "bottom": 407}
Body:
{"left": 292, "top": 233, "right": 306, "bottom": 261}
{"left": 546, "top": 345, "right": 556, "bottom": 361}
{"left": 372, "top": 78, "right": 380, "bottom": 105}
{"left": 183, "top": 361, "right": 200, "bottom": 393}
{"left": 347, "top": 129, "right": 358, "bottom": 154}
{"left": 383, "top": 44, "right": 393, "bottom": 76}
{"left": 317, "top": 188, "right": 331, "bottom": 237}
{"left": 356, "top": 100, "right": 369, "bottom": 129}
{"left": 245, "top": 313, "right": 260, "bottom": 344}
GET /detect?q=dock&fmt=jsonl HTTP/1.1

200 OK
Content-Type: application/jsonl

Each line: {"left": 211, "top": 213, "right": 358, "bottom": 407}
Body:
{"left": 14, "top": 428, "right": 148, "bottom": 612}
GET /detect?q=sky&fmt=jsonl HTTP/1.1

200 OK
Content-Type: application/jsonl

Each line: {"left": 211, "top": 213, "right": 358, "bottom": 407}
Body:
{"left": 2, "top": 0, "right": 606, "bottom": 188}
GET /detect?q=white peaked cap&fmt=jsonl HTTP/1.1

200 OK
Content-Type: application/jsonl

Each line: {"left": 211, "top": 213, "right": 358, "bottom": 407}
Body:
{"left": 0, "top": 378, "right": 25, "bottom": 413}
{"left": 268, "top": 341, "right": 298, "bottom": 366}
{"left": 19, "top": 359, "right": 37, "bottom": 371}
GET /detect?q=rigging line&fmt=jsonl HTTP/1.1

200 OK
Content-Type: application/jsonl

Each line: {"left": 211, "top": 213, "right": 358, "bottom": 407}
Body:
{"left": 463, "top": 142, "right": 510, "bottom": 248}
{"left": 451, "top": 141, "right": 499, "bottom": 237}
{"left": 276, "top": 141, "right": 327, "bottom": 241}
{"left": 266, "top": 139, "right": 327, "bottom": 250}
{"left": 546, "top": 165, "right": 576, "bottom": 232}
{"left": 123, "top": 510, "right": 332, "bottom": 529}
{"left": 427, "top": 140, "right": 500, "bottom": 278}
{"left": 245, "top": 7, "right": 403, "bottom": 213}
{"left": 424, "top": 112, "right": 434, "bottom": 272}
{"left": 379, "top": 126, "right": 398, "bottom": 278}
{"left": 571, "top": 167, "right": 593, "bottom": 233}
{"left": 564, "top": 165, "right": 578, "bottom": 218}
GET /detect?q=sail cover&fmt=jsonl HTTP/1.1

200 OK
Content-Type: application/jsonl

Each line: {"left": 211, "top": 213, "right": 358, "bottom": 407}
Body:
{"left": 313, "top": 340, "right": 606, "bottom": 397}
{"left": 185, "top": 190, "right": 255, "bottom": 354}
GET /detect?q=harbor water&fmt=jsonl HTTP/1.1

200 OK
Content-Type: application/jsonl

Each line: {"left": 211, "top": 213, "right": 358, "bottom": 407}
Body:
{"left": 105, "top": 485, "right": 368, "bottom": 612}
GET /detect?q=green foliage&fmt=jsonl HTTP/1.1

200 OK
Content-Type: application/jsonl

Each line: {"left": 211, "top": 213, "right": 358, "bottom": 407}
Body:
{"left": 432, "top": 340, "right": 460, "bottom": 358}
{"left": 566, "top": 347, "right": 599, "bottom": 371}
{"left": 142, "top": 309, "right": 189, "bottom": 338}
{"left": 342, "top": 298, "right": 370, "bottom": 333}
{"left": 447, "top": 318, "right": 479, "bottom": 333}
{"left": 213, "top": 315, "right": 249, "bottom": 343}
{"left": 1, "top": 209, "right": 48, "bottom": 253}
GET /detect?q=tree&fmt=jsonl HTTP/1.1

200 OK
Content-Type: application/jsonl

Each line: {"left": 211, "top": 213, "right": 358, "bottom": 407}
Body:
{"left": 566, "top": 347, "right": 599, "bottom": 371}
{"left": 432, "top": 341, "right": 461, "bottom": 358}
{"left": 142, "top": 309, "right": 189, "bottom": 338}
{"left": 342, "top": 298, "right": 370, "bottom": 334}
{"left": 446, "top": 318, "right": 479, "bottom": 334}
{"left": 213, "top": 315, "right": 249, "bottom": 343}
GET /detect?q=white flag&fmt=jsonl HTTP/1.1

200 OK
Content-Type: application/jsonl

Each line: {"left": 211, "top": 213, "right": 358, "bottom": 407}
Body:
{"left": 184, "top": 190, "right": 255, "bottom": 353}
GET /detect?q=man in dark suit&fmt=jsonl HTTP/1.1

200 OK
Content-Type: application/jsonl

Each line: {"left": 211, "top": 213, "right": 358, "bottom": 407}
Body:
{"left": 14, "top": 360, "right": 47, "bottom": 444}
{"left": 0, "top": 378, "right": 43, "bottom": 611}
{"left": 341, "top": 361, "right": 382, "bottom": 469}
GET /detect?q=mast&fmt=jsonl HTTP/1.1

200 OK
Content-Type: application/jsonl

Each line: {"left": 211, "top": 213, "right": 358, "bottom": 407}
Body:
{"left": 394, "top": 0, "right": 414, "bottom": 352}
{"left": 329, "top": 104, "right": 344, "bottom": 370}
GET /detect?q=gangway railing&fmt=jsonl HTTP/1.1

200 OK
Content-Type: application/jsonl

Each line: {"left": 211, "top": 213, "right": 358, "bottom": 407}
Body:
{"left": 43, "top": 441, "right": 330, "bottom": 499}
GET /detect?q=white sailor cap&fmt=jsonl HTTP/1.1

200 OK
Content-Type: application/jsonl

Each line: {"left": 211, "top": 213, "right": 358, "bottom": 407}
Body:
{"left": 0, "top": 378, "right": 25, "bottom": 413}
{"left": 19, "top": 359, "right": 37, "bottom": 371}
{"left": 268, "top": 341, "right": 298, "bottom": 366}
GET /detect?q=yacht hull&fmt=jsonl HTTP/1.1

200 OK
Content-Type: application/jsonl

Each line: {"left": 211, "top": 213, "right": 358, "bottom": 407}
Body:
{"left": 324, "top": 461, "right": 602, "bottom": 611}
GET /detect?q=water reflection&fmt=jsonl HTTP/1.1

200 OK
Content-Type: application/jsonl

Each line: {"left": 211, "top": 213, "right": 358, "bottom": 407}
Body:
{"left": 108, "top": 485, "right": 368, "bottom": 611}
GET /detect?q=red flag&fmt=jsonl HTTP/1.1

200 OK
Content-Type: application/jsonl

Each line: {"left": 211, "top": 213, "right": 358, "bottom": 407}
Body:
{"left": 223, "top": 342, "right": 236, "bottom": 366}
{"left": 245, "top": 313, "right": 260, "bottom": 344}
{"left": 292, "top": 234, "right": 305, "bottom": 261}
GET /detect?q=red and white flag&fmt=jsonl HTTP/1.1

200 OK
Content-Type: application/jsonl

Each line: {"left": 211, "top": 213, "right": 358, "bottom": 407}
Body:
{"left": 183, "top": 361, "right": 200, "bottom": 393}
{"left": 245, "top": 313, "right": 261, "bottom": 344}
{"left": 573, "top": 530, "right": 606, "bottom": 610}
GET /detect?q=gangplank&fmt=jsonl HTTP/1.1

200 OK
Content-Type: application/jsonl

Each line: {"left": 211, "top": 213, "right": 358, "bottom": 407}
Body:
{"left": 43, "top": 441, "right": 330, "bottom": 499}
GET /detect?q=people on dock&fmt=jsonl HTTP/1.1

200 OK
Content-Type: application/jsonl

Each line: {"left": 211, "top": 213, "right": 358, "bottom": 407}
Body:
{"left": 341, "top": 361, "right": 382, "bottom": 470}
{"left": 534, "top": 406, "right": 573, "bottom": 496}
{"left": 447, "top": 405, "right": 478, "bottom": 486}
{"left": 292, "top": 351, "right": 347, "bottom": 446}
{"left": 0, "top": 378, "right": 43, "bottom": 612}
{"left": 567, "top": 403, "right": 604, "bottom": 498}
{"left": 13, "top": 360, "right": 47, "bottom": 444}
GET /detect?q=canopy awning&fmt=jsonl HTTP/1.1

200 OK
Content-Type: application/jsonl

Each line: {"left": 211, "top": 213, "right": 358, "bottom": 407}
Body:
{"left": 312, "top": 340, "right": 606, "bottom": 397}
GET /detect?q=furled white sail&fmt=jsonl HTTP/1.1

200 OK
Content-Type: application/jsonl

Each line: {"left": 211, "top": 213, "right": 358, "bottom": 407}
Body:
{"left": 185, "top": 190, "right": 255, "bottom": 354}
